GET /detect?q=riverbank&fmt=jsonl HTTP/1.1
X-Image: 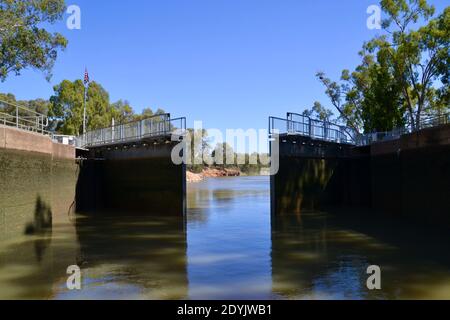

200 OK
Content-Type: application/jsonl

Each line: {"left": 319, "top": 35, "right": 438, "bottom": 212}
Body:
{"left": 187, "top": 167, "right": 241, "bottom": 183}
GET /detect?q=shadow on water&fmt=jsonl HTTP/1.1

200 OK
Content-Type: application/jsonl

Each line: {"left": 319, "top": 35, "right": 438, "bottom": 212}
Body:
{"left": 25, "top": 196, "right": 53, "bottom": 236}
{"left": 0, "top": 194, "right": 188, "bottom": 300}
{"left": 65, "top": 213, "right": 189, "bottom": 299}
{"left": 24, "top": 196, "right": 53, "bottom": 263}
{"left": 0, "top": 196, "right": 70, "bottom": 299}
{"left": 271, "top": 210, "right": 450, "bottom": 300}
{"left": 2, "top": 175, "right": 449, "bottom": 299}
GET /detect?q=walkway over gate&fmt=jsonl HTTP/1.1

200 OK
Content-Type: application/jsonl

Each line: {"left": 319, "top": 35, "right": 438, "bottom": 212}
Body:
{"left": 74, "top": 113, "right": 187, "bottom": 216}
{"left": 76, "top": 114, "right": 186, "bottom": 149}
{"left": 269, "top": 112, "right": 450, "bottom": 146}
{"left": 269, "top": 112, "right": 355, "bottom": 145}
{"left": 269, "top": 110, "right": 450, "bottom": 217}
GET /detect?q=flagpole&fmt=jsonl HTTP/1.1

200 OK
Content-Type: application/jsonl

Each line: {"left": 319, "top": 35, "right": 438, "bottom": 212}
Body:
{"left": 83, "top": 68, "right": 89, "bottom": 135}
{"left": 83, "top": 83, "right": 87, "bottom": 135}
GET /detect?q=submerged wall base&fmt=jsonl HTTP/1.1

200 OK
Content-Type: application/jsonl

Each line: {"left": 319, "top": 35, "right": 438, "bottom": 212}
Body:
{"left": 76, "top": 141, "right": 186, "bottom": 216}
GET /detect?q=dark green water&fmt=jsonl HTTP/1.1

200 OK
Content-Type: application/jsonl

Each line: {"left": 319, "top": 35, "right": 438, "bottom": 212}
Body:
{"left": 0, "top": 176, "right": 449, "bottom": 299}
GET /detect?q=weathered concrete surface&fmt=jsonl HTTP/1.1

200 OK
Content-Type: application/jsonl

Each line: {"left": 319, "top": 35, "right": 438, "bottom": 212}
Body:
{"left": 271, "top": 135, "right": 371, "bottom": 216}
{"left": 76, "top": 141, "right": 186, "bottom": 216}
{"left": 0, "top": 126, "right": 5, "bottom": 149}
{"left": 0, "top": 125, "right": 75, "bottom": 159}
{"left": 0, "top": 149, "right": 78, "bottom": 240}
{"left": 52, "top": 141, "right": 76, "bottom": 160}
{"left": 271, "top": 125, "right": 450, "bottom": 225}
{"left": 0, "top": 126, "right": 77, "bottom": 240}
{"left": 371, "top": 124, "right": 450, "bottom": 156}
{"left": 370, "top": 125, "right": 450, "bottom": 224}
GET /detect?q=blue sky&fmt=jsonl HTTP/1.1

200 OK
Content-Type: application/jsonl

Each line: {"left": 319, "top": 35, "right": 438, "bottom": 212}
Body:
{"left": 1, "top": 0, "right": 447, "bottom": 137}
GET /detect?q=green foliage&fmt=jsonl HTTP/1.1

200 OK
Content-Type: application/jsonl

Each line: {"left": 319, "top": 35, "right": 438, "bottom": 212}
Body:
{"left": 0, "top": 92, "right": 51, "bottom": 116}
{"left": 212, "top": 142, "right": 235, "bottom": 168}
{"left": 85, "top": 81, "right": 111, "bottom": 130}
{"left": 48, "top": 79, "right": 168, "bottom": 135}
{"left": 185, "top": 132, "right": 268, "bottom": 175}
{"left": 302, "top": 101, "right": 335, "bottom": 122}
{"left": 316, "top": 1, "right": 449, "bottom": 133}
{"left": 49, "top": 79, "right": 85, "bottom": 135}
{"left": 0, "top": 0, "right": 68, "bottom": 81}
{"left": 236, "top": 153, "right": 270, "bottom": 175}
{"left": 1, "top": 78, "right": 168, "bottom": 135}
{"left": 186, "top": 128, "right": 210, "bottom": 172}
{"left": 132, "top": 107, "right": 167, "bottom": 121}
{"left": 109, "top": 100, "right": 135, "bottom": 124}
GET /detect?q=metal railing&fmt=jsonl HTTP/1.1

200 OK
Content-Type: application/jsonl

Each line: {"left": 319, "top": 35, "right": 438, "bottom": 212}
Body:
{"left": 355, "top": 113, "right": 450, "bottom": 146}
{"left": 76, "top": 114, "right": 186, "bottom": 149}
{"left": 269, "top": 113, "right": 355, "bottom": 144}
{"left": 0, "top": 99, "right": 50, "bottom": 135}
{"left": 418, "top": 113, "right": 450, "bottom": 129}
{"left": 270, "top": 112, "right": 450, "bottom": 147}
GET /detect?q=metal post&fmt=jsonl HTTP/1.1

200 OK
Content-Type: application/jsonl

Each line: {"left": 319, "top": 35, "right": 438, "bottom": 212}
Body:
{"left": 269, "top": 117, "right": 272, "bottom": 136}
{"left": 16, "top": 105, "right": 18, "bottom": 128}
{"left": 112, "top": 118, "right": 115, "bottom": 143}
{"left": 286, "top": 113, "right": 290, "bottom": 134}
{"left": 308, "top": 119, "right": 312, "bottom": 138}
{"left": 83, "top": 84, "right": 87, "bottom": 135}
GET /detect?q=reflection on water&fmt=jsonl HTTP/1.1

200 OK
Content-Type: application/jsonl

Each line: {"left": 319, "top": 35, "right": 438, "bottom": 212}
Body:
{"left": 64, "top": 215, "right": 188, "bottom": 299}
{"left": 187, "top": 177, "right": 272, "bottom": 299}
{"left": 272, "top": 211, "right": 450, "bottom": 300}
{"left": 0, "top": 176, "right": 450, "bottom": 299}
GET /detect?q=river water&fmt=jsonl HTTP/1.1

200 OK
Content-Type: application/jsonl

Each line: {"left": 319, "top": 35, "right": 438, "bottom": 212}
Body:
{"left": 0, "top": 176, "right": 449, "bottom": 299}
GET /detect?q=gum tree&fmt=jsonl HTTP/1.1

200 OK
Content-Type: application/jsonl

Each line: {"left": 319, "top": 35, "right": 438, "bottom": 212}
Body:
{"left": 0, "top": 0, "right": 67, "bottom": 81}
{"left": 371, "top": 0, "right": 449, "bottom": 129}
{"left": 50, "top": 80, "right": 111, "bottom": 135}
{"left": 317, "top": 0, "right": 449, "bottom": 133}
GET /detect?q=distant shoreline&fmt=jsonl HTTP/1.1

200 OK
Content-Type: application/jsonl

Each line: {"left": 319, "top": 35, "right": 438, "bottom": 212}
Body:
{"left": 187, "top": 167, "right": 269, "bottom": 183}
{"left": 187, "top": 168, "right": 239, "bottom": 183}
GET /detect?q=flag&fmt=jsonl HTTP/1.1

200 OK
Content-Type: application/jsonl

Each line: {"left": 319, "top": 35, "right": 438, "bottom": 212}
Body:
{"left": 84, "top": 68, "right": 90, "bottom": 84}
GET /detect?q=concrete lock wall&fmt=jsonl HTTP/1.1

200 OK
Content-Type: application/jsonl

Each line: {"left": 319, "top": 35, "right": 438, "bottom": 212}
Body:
{"left": 370, "top": 124, "right": 450, "bottom": 224}
{"left": 76, "top": 141, "right": 186, "bottom": 216}
{"left": 271, "top": 125, "right": 450, "bottom": 225}
{"left": 1, "top": 125, "right": 187, "bottom": 242}
{"left": 270, "top": 135, "right": 371, "bottom": 216}
{"left": 0, "top": 126, "right": 77, "bottom": 240}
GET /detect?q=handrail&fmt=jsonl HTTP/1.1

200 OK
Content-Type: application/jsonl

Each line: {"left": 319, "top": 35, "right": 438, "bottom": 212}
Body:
{"left": 287, "top": 112, "right": 356, "bottom": 141}
{"left": 270, "top": 112, "right": 450, "bottom": 147}
{"left": 356, "top": 112, "right": 450, "bottom": 146}
{"left": 269, "top": 115, "right": 355, "bottom": 145}
{"left": 0, "top": 99, "right": 50, "bottom": 135}
{"left": 82, "top": 112, "right": 172, "bottom": 133}
{"left": 76, "top": 114, "right": 187, "bottom": 149}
